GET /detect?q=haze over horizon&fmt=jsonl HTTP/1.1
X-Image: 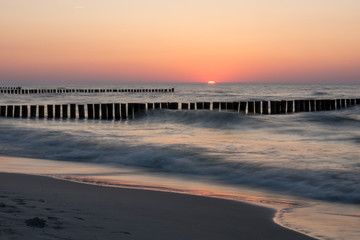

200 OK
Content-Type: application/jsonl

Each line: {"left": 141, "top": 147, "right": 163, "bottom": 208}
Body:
{"left": 1, "top": 0, "right": 360, "bottom": 84}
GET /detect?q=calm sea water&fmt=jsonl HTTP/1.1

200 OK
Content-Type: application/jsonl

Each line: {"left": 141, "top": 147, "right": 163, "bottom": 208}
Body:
{"left": 0, "top": 83, "right": 359, "bottom": 239}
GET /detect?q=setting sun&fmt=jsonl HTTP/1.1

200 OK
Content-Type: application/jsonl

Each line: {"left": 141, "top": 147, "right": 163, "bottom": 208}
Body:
{"left": 208, "top": 81, "right": 216, "bottom": 85}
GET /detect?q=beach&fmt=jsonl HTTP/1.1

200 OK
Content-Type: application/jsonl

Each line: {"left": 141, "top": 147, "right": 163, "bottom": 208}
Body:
{"left": 0, "top": 172, "right": 315, "bottom": 240}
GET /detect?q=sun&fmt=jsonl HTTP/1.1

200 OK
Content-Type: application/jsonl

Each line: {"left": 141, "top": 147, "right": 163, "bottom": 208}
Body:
{"left": 208, "top": 81, "right": 216, "bottom": 85}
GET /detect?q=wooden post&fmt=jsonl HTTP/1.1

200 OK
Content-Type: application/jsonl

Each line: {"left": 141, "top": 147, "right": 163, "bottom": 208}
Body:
{"left": 226, "top": 102, "right": 234, "bottom": 111}
{"left": 101, "top": 104, "right": 108, "bottom": 120}
{"left": 294, "top": 100, "right": 301, "bottom": 112}
{"left": 309, "top": 100, "right": 315, "bottom": 111}
{"left": 220, "top": 102, "right": 226, "bottom": 111}
{"left": 204, "top": 102, "right": 210, "bottom": 110}
{"left": 213, "top": 102, "right": 220, "bottom": 110}
{"left": 30, "top": 105, "right": 36, "bottom": 118}
{"left": 336, "top": 99, "right": 341, "bottom": 109}
{"left": 14, "top": 105, "right": 20, "bottom": 118}
{"left": 255, "top": 101, "right": 261, "bottom": 114}
{"left": 270, "top": 101, "right": 281, "bottom": 114}
{"left": 341, "top": 99, "right": 346, "bottom": 108}
{"left": 239, "top": 102, "right": 247, "bottom": 113}
{"left": 128, "top": 103, "right": 134, "bottom": 119}
{"left": 38, "top": 105, "right": 44, "bottom": 118}
{"left": 323, "top": 100, "right": 331, "bottom": 111}
{"left": 330, "top": 100, "right": 336, "bottom": 110}
{"left": 190, "top": 103, "right": 195, "bottom": 110}
{"left": 181, "top": 103, "right": 189, "bottom": 110}
{"left": 287, "top": 101, "right": 294, "bottom": 113}
{"left": 93, "top": 104, "right": 99, "bottom": 119}
{"left": 78, "top": 105, "right": 85, "bottom": 119}
{"left": 161, "top": 102, "right": 168, "bottom": 109}
{"left": 21, "top": 105, "right": 28, "bottom": 118}
{"left": 107, "top": 103, "right": 113, "bottom": 120}
{"left": 169, "top": 102, "right": 178, "bottom": 110}
{"left": 114, "top": 103, "right": 120, "bottom": 120}
{"left": 346, "top": 99, "right": 351, "bottom": 107}
{"left": 148, "top": 103, "right": 154, "bottom": 109}
{"left": 88, "top": 104, "right": 94, "bottom": 119}
{"left": 7, "top": 105, "right": 14, "bottom": 117}
{"left": 356, "top": 99, "right": 360, "bottom": 104}
{"left": 154, "top": 103, "right": 161, "bottom": 109}
{"left": 47, "top": 105, "right": 53, "bottom": 118}
{"left": 233, "top": 102, "right": 239, "bottom": 112}
{"left": 121, "top": 103, "right": 127, "bottom": 119}
{"left": 70, "top": 104, "right": 76, "bottom": 118}
{"left": 196, "top": 102, "right": 204, "bottom": 110}
{"left": 350, "top": 99, "right": 355, "bottom": 105}
{"left": 247, "top": 102, "right": 254, "bottom": 114}
{"left": 55, "top": 105, "right": 61, "bottom": 118}
{"left": 304, "top": 100, "right": 310, "bottom": 112}
{"left": 262, "top": 101, "right": 269, "bottom": 114}
{"left": 62, "top": 105, "right": 68, "bottom": 118}
{"left": 315, "top": 100, "right": 322, "bottom": 111}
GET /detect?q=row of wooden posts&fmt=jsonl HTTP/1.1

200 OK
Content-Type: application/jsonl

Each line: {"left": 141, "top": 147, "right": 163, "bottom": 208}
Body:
{"left": 0, "top": 88, "right": 175, "bottom": 94}
{"left": 0, "top": 99, "right": 359, "bottom": 120}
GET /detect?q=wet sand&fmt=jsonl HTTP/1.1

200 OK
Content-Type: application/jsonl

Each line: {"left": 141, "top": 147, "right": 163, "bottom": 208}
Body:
{"left": 0, "top": 172, "right": 315, "bottom": 240}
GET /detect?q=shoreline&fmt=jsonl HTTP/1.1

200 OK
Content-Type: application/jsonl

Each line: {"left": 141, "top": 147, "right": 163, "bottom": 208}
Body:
{"left": 0, "top": 172, "right": 316, "bottom": 240}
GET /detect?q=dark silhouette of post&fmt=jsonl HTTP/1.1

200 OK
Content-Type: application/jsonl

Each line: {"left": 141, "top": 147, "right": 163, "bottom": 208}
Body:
{"left": 101, "top": 104, "right": 108, "bottom": 120}
{"left": 55, "top": 105, "right": 61, "bottom": 118}
{"left": 239, "top": 102, "right": 247, "bottom": 113}
{"left": 70, "top": 104, "right": 76, "bottom": 118}
{"left": 181, "top": 103, "right": 189, "bottom": 110}
{"left": 30, "top": 105, "right": 36, "bottom": 118}
{"left": 47, "top": 105, "right": 53, "bottom": 118}
{"left": 247, "top": 102, "right": 254, "bottom": 114}
{"left": 262, "top": 101, "right": 269, "bottom": 114}
{"left": 38, "top": 106, "right": 44, "bottom": 118}
{"left": 63, "top": 105, "right": 68, "bottom": 119}
{"left": 78, "top": 105, "right": 85, "bottom": 119}
{"left": 94, "top": 104, "right": 100, "bottom": 119}
{"left": 114, "top": 103, "right": 120, "bottom": 120}
{"left": 255, "top": 101, "right": 261, "bottom": 114}
{"left": 107, "top": 103, "right": 113, "bottom": 120}
{"left": 14, "top": 105, "right": 20, "bottom": 118}
{"left": 21, "top": 105, "right": 28, "bottom": 118}
{"left": 213, "top": 102, "right": 220, "bottom": 110}
{"left": 121, "top": 103, "right": 127, "bottom": 119}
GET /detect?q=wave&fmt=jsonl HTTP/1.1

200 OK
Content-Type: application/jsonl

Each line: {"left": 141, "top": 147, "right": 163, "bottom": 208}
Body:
{"left": 0, "top": 121, "right": 359, "bottom": 204}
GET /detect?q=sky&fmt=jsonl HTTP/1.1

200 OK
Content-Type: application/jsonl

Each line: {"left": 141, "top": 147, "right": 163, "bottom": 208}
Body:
{"left": 1, "top": 0, "right": 360, "bottom": 84}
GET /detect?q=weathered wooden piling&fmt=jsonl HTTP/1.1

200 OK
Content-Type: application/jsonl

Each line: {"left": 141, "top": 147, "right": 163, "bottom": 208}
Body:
{"left": 14, "top": 106, "right": 20, "bottom": 118}
{"left": 169, "top": 102, "right": 178, "bottom": 110}
{"left": 330, "top": 100, "right": 336, "bottom": 110}
{"left": 226, "top": 102, "right": 234, "bottom": 111}
{"left": 238, "top": 102, "right": 246, "bottom": 113}
{"left": 21, "top": 105, "right": 28, "bottom": 118}
{"left": 270, "top": 101, "right": 281, "bottom": 114}
{"left": 107, "top": 103, "right": 113, "bottom": 120}
{"left": 70, "top": 104, "right": 76, "bottom": 119}
{"left": 247, "top": 102, "right": 254, "bottom": 114}
{"left": 148, "top": 103, "right": 154, "bottom": 109}
{"left": 220, "top": 102, "right": 226, "bottom": 111}
{"left": 255, "top": 101, "right": 261, "bottom": 114}
{"left": 181, "top": 103, "right": 189, "bottom": 110}
{"left": 190, "top": 103, "right": 195, "bottom": 110}
{"left": 55, "top": 105, "right": 61, "bottom": 118}
{"left": 87, "top": 104, "right": 94, "bottom": 119}
{"left": 294, "top": 100, "right": 301, "bottom": 112}
{"left": 154, "top": 103, "right": 161, "bottom": 109}
{"left": 114, "top": 103, "right": 120, "bottom": 120}
{"left": 204, "top": 102, "right": 211, "bottom": 110}
{"left": 262, "top": 101, "right": 269, "bottom": 114}
{"left": 196, "top": 102, "right": 204, "bottom": 110}
{"left": 280, "top": 101, "right": 287, "bottom": 114}
{"left": 38, "top": 106, "right": 44, "bottom": 118}
{"left": 233, "top": 102, "right": 239, "bottom": 112}
{"left": 128, "top": 103, "right": 134, "bottom": 119}
{"left": 161, "top": 102, "right": 168, "bottom": 109}
{"left": 7, "top": 105, "right": 13, "bottom": 117}
{"left": 93, "top": 104, "right": 99, "bottom": 119}
{"left": 101, "top": 104, "right": 108, "bottom": 120}
{"left": 30, "top": 105, "right": 36, "bottom": 118}
{"left": 78, "top": 105, "right": 85, "bottom": 119}
{"left": 287, "top": 101, "right": 294, "bottom": 113}
{"left": 356, "top": 99, "right": 360, "bottom": 104}
{"left": 213, "top": 102, "right": 220, "bottom": 110}
{"left": 62, "top": 105, "right": 68, "bottom": 118}
{"left": 47, "top": 105, "right": 53, "bottom": 118}
{"left": 121, "top": 103, "right": 127, "bottom": 119}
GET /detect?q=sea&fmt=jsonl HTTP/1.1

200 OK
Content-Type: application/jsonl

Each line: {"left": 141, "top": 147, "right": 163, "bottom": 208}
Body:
{"left": 0, "top": 83, "right": 359, "bottom": 240}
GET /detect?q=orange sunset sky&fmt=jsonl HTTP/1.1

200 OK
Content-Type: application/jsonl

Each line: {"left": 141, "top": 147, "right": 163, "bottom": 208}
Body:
{"left": 1, "top": 0, "right": 360, "bottom": 84}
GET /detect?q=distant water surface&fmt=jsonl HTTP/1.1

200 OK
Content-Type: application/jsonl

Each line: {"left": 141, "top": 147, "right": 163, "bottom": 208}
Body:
{"left": 0, "top": 83, "right": 359, "bottom": 240}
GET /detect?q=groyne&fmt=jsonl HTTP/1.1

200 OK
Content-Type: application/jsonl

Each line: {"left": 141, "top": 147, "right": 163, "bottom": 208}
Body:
{"left": 0, "top": 99, "right": 359, "bottom": 120}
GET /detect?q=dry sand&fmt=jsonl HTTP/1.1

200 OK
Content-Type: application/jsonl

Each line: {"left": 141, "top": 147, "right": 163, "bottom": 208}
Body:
{"left": 0, "top": 172, "right": 316, "bottom": 240}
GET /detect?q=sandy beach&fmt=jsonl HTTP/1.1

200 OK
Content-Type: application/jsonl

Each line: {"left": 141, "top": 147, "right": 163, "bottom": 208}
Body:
{"left": 0, "top": 172, "right": 315, "bottom": 240}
